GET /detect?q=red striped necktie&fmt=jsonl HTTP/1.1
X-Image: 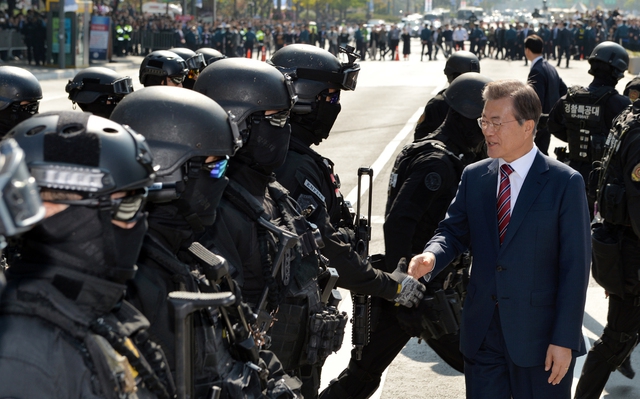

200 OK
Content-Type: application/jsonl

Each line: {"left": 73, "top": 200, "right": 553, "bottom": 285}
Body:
{"left": 497, "top": 164, "right": 514, "bottom": 245}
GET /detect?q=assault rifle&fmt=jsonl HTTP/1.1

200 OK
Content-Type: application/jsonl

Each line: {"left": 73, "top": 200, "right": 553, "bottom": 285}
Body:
{"left": 351, "top": 167, "right": 374, "bottom": 360}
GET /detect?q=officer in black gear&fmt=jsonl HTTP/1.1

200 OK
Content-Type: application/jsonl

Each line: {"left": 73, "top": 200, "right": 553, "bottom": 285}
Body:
{"left": 0, "top": 111, "right": 176, "bottom": 399}
{"left": 168, "top": 48, "right": 206, "bottom": 90}
{"left": 320, "top": 73, "right": 492, "bottom": 399}
{"left": 196, "top": 47, "right": 225, "bottom": 69}
{"left": 65, "top": 67, "right": 134, "bottom": 118}
{"left": 0, "top": 66, "right": 42, "bottom": 137}
{"left": 269, "top": 44, "right": 425, "bottom": 307}
{"left": 0, "top": 138, "right": 45, "bottom": 296}
{"left": 413, "top": 50, "right": 480, "bottom": 141}
{"left": 624, "top": 76, "right": 640, "bottom": 102}
{"left": 548, "top": 41, "right": 631, "bottom": 211}
{"left": 574, "top": 101, "right": 640, "bottom": 398}
{"left": 112, "top": 86, "right": 300, "bottom": 399}
{"left": 140, "top": 50, "right": 189, "bottom": 88}
{"left": 194, "top": 57, "right": 355, "bottom": 399}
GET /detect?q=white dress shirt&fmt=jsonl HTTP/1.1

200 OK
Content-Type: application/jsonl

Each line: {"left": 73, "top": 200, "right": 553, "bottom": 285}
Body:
{"left": 497, "top": 146, "right": 538, "bottom": 214}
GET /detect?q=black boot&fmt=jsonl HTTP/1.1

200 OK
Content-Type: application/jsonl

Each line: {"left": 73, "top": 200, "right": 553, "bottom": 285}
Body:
{"left": 617, "top": 355, "right": 636, "bottom": 379}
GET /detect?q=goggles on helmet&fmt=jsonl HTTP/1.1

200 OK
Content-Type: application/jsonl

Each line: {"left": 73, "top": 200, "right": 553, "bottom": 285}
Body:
{"left": 184, "top": 53, "right": 206, "bottom": 71}
{"left": 46, "top": 188, "right": 148, "bottom": 222}
{"left": 291, "top": 47, "right": 360, "bottom": 91}
{"left": 11, "top": 101, "right": 39, "bottom": 115}
{"left": 65, "top": 77, "right": 134, "bottom": 96}
{"left": 202, "top": 156, "right": 229, "bottom": 179}
{"left": 0, "top": 139, "right": 45, "bottom": 236}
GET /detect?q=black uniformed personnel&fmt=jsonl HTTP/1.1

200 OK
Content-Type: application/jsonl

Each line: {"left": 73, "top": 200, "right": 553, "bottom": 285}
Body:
{"left": 0, "top": 111, "right": 175, "bottom": 399}
{"left": 270, "top": 44, "right": 425, "bottom": 306}
{"left": 0, "top": 66, "right": 41, "bottom": 137}
{"left": 66, "top": 67, "right": 134, "bottom": 118}
{"left": 320, "top": 73, "right": 492, "bottom": 399}
{"left": 167, "top": 48, "right": 206, "bottom": 89}
{"left": 548, "top": 41, "right": 631, "bottom": 211}
{"left": 139, "top": 50, "right": 189, "bottom": 88}
{"left": 413, "top": 51, "right": 480, "bottom": 141}
{"left": 194, "top": 58, "right": 345, "bottom": 399}
{"left": 112, "top": 86, "right": 299, "bottom": 399}
{"left": 574, "top": 100, "right": 640, "bottom": 398}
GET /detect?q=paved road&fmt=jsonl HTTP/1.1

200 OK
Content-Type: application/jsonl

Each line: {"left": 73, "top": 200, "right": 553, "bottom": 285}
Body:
{"left": 24, "top": 39, "right": 640, "bottom": 398}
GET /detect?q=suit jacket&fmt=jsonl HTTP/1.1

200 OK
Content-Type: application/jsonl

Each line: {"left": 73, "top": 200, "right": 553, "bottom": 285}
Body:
{"left": 558, "top": 27, "right": 573, "bottom": 47}
{"left": 424, "top": 150, "right": 590, "bottom": 367}
{"left": 528, "top": 58, "right": 568, "bottom": 114}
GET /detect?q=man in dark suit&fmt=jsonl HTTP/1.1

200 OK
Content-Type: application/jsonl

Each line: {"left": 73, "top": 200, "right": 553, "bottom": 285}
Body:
{"left": 409, "top": 79, "right": 591, "bottom": 399}
{"left": 557, "top": 21, "right": 574, "bottom": 68}
{"left": 525, "top": 35, "right": 567, "bottom": 155}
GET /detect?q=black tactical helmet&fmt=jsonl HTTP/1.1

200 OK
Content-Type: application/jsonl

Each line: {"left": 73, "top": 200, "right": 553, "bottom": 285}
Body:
{"left": 268, "top": 44, "right": 360, "bottom": 114}
{"left": 588, "top": 41, "right": 629, "bottom": 79}
{"left": 0, "top": 66, "right": 42, "bottom": 111}
{"left": 196, "top": 47, "right": 225, "bottom": 69}
{"left": 9, "top": 111, "right": 155, "bottom": 199}
{"left": 443, "top": 51, "right": 480, "bottom": 83}
{"left": 65, "top": 67, "right": 134, "bottom": 106}
{"left": 624, "top": 76, "right": 640, "bottom": 100}
{"left": 139, "top": 50, "right": 189, "bottom": 86}
{"left": 443, "top": 72, "right": 493, "bottom": 119}
{"left": 193, "top": 58, "right": 297, "bottom": 124}
{"left": 169, "top": 47, "right": 206, "bottom": 72}
{"left": 111, "top": 86, "right": 241, "bottom": 200}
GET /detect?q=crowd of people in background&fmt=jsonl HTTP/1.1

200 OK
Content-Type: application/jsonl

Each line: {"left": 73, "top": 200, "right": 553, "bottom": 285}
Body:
{"left": 0, "top": 5, "right": 638, "bottom": 65}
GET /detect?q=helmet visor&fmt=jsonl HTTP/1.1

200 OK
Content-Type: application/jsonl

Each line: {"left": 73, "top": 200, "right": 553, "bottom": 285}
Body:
{"left": 112, "top": 77, "right": 134, "bottom": 95}
{"left": 185, "top": 53, "right": 206, "bottom": 71}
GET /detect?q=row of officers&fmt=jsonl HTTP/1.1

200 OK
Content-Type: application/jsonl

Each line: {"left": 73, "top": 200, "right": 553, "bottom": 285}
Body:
{"left": 0, "top": 38, "right": 636, "bottom": 399}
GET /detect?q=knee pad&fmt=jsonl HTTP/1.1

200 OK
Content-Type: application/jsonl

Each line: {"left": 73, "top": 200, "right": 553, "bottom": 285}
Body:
{"left": 593, "top": 327, "right": 639, "bottom": 369}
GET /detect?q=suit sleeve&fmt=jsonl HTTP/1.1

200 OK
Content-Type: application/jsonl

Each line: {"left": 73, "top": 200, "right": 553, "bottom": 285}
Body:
{"left": 551, "top": 171, "right": 590, "bottom": 350}
{"left": 528, "top": 67, "right": 547, "bottom": 110}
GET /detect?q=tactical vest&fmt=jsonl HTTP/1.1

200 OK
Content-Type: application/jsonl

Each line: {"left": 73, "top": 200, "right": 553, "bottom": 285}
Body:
{"left": 593, "top": 104, "right": 638, "bottom": 226}
{"left": 386, "top": 138, "right": 464, "bottom": 217}
{"left": 563, "top": 85, "right": 616, "bottom": 163}
{"left": 0, "top": 277, "right": 173, "bottom": 399}
{"left": 222, "top": 180, "right": 346, "bottom": 370}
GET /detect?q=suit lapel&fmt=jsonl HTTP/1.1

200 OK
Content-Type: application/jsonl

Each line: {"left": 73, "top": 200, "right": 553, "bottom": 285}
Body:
{"left": 482, "top": 159, "right": 501, "bottom": 252}
{"left": 500, "top": 151, "right": 549, "bottom": 248}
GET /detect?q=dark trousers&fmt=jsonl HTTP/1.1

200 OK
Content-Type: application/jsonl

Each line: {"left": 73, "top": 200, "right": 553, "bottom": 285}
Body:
{"left": 465, "top": 307, "right": 575, "bottom": 399}
{"left": 574, "top": 294, "right": 640, "bottom": 398}
{"left": 319, "top": 301, "right": 463, "bottom": 399}
{"left": 557, "top": 46, "right": 571, "bottom": 67}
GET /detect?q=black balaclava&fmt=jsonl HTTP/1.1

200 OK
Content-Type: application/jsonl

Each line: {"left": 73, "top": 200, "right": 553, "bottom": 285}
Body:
{"left": 77, "top": 96, "right": 118, "bottom": 119}
{"left": 0, "top": 106, "right": 36, "bottom": 137}
{"left": 291, "top": 99, "right": 342, "bottom": 146}
{"left": 235, "top": 117, "right": 291, "bottom": 175}
{"left": 180, "top": 168, "right": 229, "bottom": 227}
{"left": 17, "top": 205, "right": 147, "bottom": 284}
{"left": 436, "top": 108, "right": 486, "bottom": 160}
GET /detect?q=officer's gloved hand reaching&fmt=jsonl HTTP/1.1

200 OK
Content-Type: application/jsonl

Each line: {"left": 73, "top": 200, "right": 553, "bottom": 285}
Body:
{"left": 390, "top": 258, "right": 426, "bottom": 307}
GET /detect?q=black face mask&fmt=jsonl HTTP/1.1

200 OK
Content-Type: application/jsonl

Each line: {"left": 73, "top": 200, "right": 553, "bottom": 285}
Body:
{"left": 181, "top": 169, "right": 229, "bottom": 226}
{"left": 296, "top": 100, "right": 342, "bottom": 145}
{"left": 78, "top": 100, "right": 117, "bottom": 119}
{"left": 0, "top": 108, "right": 34, "bottom": 137}
{"left": 238, "top": 118, "right": 291, "bottom": 175}
{"left": 22, "top": 205, "right": 147, "bottom": 284}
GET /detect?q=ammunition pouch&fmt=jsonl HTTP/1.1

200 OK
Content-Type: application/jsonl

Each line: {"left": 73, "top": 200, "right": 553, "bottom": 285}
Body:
{"left": 396, "top": 288, "right": 463, "bottom": 340}
{"left": 268, "top": 300, "right": 308, "bottom": 370}
{"left": 306, "top": 307, "right": 348, "bottom": 365}
{"left": 600, "top": 182, "right": 628, "bottom": 225}
{"left": 591, "top": 223, "right": 625, "bottom": 297}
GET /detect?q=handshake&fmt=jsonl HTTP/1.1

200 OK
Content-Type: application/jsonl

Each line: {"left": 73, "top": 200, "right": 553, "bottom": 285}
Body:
{"left": 389, "top": 257, "right": 426, "bottom": 308}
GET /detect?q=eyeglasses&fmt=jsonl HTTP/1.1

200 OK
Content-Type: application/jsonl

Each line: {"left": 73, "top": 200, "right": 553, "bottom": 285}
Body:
{"left": 11, "top": 101, "right": 39, "bottom": 115}
{"left": 262, "top": 110, "right": 290, "bottom": 128}
{"left": 202, "top": 156, "right": 229, "bottom": 179}
{"left": 320, "top": 91, "right": 340, "bottom": 105}
{"left": 169, "top": 74, "right": 186, "bottom": 85}
{"left": 477, "top": 118, "right": 521, "bottom": 131}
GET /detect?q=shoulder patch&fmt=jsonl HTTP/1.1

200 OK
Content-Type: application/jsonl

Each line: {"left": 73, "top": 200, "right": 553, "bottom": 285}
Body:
{"left": 304, "top": 179, "right": 326, "bottom": 202}
{"left": 632, "top": 163, "right": 640, "bottom": 182}
{"left": 424, "top": 172, "right": 442, "bottom": 191}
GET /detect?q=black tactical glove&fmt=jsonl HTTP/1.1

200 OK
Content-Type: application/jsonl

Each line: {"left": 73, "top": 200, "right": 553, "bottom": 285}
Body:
{"left": 389, "top": 257, "right": 426, "bottom": 308}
